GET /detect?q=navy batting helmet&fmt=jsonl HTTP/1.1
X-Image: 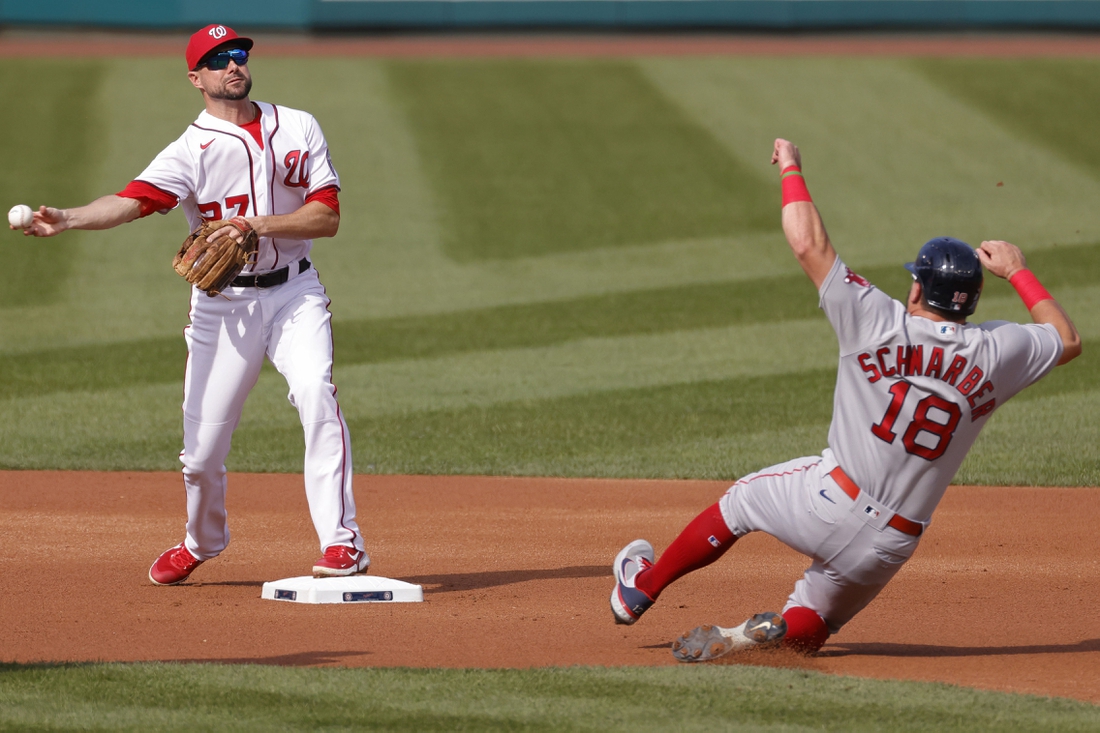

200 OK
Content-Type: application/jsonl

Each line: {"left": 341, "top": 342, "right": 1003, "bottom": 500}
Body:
{"left": 904, "top": 237, "right": 983, "bottom": 317}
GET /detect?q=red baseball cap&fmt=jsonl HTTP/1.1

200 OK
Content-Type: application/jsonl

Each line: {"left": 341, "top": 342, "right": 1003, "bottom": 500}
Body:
{"left": 186, "top": 24, "right": 254, "bottom": 71}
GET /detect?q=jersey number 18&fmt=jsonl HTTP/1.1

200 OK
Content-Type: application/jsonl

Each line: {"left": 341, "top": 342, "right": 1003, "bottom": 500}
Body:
{"left": 870, "top": 381, "right": 961, "bottom": 461}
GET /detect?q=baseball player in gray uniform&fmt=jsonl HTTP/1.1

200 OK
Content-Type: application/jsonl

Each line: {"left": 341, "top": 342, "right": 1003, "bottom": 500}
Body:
{"left": 611, "top": 138, "right": 1082, "bottom": 660}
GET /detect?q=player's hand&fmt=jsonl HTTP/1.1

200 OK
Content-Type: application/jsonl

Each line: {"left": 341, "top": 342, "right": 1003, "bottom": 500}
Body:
{"left": 21, "top": 206, "right": 68, "bottom": 237}
{"left": 205, "top": 220, "right": 251, "bottom": 245}
{"left": 771, "top": 139, "right": 802, "bottom": 171}
{"left": 977, "top": 240, "right": 1027, "bottom": 280}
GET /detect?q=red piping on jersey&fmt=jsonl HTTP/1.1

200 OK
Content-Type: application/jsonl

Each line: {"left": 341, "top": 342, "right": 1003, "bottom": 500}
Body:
{"left": 267, "top": 104, "right": 283, "bottom": 270}
{"left": 322, "top": 277, "right": 359, "bottom": 548}
{"left": 266, "top": 104, "right": 281, "bottom": 216}
{"left": 734, "top": 460, "right": 821, "bottom": 487}
{"left": 180, "top": 297, "right": 194, "bottom": 460}
{"left": 190, "top": 121, "right": 259, "bottom": 273}
{"left": 239, "top": 109, "right": 264, "bottom": 150}
{"left": 190, "top": 123, "right": 258, "bottom": 219}
{"left": 335, "top": 401, "right": 358, "bottom": 547}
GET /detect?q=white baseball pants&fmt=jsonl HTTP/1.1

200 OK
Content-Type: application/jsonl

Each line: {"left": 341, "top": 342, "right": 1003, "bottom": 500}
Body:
{"left": 179, "top": 266, "right": 361, "bottom": 560}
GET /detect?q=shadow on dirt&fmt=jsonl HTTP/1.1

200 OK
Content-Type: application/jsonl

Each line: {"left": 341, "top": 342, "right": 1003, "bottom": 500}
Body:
{"left": 172, "top": 650, "right": 373, "bottom": 665}
{"left": 821, "top": 639, "right": 1100, "bottom": 657}
{"left": 402, "top": 565, "right": 607, "bottom": 593}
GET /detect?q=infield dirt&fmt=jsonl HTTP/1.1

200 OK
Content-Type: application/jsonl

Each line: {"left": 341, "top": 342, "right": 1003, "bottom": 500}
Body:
{"left": 1, "top": 471, "right": 1097, "bottom": 703}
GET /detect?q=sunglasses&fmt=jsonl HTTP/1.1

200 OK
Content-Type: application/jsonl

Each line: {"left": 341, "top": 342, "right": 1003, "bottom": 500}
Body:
{"left": 201, "top": 48, "right": 249, "bottom": 71}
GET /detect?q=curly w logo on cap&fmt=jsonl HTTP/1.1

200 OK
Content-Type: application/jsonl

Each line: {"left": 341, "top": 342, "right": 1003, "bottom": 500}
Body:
{"left": 186, "top": 24, "right": 253, "bottom": 70}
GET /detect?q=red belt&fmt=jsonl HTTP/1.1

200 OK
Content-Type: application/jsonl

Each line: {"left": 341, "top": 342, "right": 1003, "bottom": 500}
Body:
{"left": 828, "top": 466, "right": 923, "bottom": 537}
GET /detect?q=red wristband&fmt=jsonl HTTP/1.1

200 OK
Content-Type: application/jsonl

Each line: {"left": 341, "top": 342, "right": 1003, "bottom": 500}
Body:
{"left": 229, "top": 216, "right": 253, "bottom": 233}
{"left": 781, "top": 166, "right": 812, "bottom": 206}
{"left": 1008, "top": 269, "right": 1053, "bottom": 310}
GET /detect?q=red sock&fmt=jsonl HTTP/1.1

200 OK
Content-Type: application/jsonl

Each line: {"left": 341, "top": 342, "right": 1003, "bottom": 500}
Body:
{"left": 634, "top": 502, "right": 735, "bottom": 600}
{"left": 782, "top": 606, "right": 829, "bottom": 653}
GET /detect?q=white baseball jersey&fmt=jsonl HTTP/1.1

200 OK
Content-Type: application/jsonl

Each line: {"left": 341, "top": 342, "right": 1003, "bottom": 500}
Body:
{"left": 134, "top": 102, "right": 340, "bottom": 274}
{"left": 133, "top": 101, "right": 362, "bottom": 562}
{"left": 818, "top": 256, "right": 1063, "bottom": 521}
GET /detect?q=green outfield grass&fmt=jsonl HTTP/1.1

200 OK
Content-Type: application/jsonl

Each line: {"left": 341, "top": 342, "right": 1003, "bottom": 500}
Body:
{"left": 0, "top": 54, "right": 1096, "bottom": 484}
{"left": 387, "top": 59, "right": 775, "bottom": 261}
{"left": 0, "top": 60, "right": 106, "bottom": 307}
{"left": 2, "top": 53, "right": 1099, "bottom": 727}
{"left": 1, "top": 662, "right": 1097, "bottom": 732}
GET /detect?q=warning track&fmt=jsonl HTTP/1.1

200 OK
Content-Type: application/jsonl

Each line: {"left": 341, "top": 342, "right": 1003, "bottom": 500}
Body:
{"left": 3, "top": 31, "right": 1100, "bottom": 58}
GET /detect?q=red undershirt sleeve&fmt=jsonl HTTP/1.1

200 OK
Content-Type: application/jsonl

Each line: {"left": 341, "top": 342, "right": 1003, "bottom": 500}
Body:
{"left": 117, "top": 180, "right": 180, "bottom": 218}
{"left": 305, "top": 185, "right": 340, "bottom": 215}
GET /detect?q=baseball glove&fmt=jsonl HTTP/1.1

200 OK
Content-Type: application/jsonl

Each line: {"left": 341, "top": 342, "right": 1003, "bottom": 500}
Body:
{"left": 173, "top": 217, "right": 259, "bottom": 297}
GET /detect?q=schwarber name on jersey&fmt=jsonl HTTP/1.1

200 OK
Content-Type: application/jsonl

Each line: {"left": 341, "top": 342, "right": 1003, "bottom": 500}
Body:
{"left": 817, "top": 257, "right": 1062, "bottom": 523}
{"left": 133, "top": 102, "right": 339, "bottom": 274}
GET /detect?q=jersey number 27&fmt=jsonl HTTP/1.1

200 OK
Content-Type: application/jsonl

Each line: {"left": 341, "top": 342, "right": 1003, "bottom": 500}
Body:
{"left": 198, "top": 195, "right": 250, "bottom": 221}
{"left": 871, "top": 381, "right": 961, "bottom": 461}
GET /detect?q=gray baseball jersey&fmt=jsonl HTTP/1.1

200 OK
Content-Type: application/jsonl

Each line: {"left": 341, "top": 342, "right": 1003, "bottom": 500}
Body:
{"left": 819, "top": 256, "right": 1063, "bottom": 522}
{"left": 719, "top": 255, "right": 1062, "bottom": 631}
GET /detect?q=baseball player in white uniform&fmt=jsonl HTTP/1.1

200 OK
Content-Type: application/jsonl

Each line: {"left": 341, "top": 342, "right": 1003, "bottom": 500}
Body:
{"left": 610, "top": 139, "right": 1082, "bottom": 660}
{"left": 13, "top": 25, "right": 368, "bottom": 585}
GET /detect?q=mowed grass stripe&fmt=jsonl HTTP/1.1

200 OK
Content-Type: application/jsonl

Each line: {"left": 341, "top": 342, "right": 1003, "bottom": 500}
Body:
{"left": 641, "top": 56, "right": 1100, "bottom": 262}
{"left": 1, "top": 241, "right": 1096, "bottom": 401}
{"left": 331, "top": 273, "right": 828, "bottom": 365}
{"left": 0, "top": 273, "right": 840, "bottom": 400}
{"left": 0, "top": 60, "right": 106, "bottom": 307}
{"left": 340, "top": 369, "right": 835, "bottom": 479}
{"left": 3, "top": 663, "right": 1097, "bottom": 732}
{"left": 386, "top": 59, "right": 775, "bottom": 261}
{"left": 0, "top": 338, "right": 186, "bottom": 400}
{"left": 959, "top": 389, "right": 1100, "bottom": 487}
{"left": 0, "top": 368, "right": 836, "bottom": 473}
{"left": 0, "top": 382, "right": 184, "bottom": 471}
{"left": 8, "top": 361, "right": 1095, "bottom": 485}
{"left": 913, "top": 58, "right": 1100, "bottom": 178}
{"left": 285, "top": 368, "right": 1100, "bottom": 483}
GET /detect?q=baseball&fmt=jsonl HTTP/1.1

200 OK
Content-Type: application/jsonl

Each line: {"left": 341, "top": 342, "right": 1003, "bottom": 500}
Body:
{"left": 8, "top": 204, "right": 33, "bottom": 229}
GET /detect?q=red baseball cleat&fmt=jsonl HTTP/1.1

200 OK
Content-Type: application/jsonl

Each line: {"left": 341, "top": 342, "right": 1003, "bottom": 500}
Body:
{"left": 149, "top": 543, "right": 204, "bottom": 586}
{"left": 312, "top": 545, "right": 370, "bottom": 577}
